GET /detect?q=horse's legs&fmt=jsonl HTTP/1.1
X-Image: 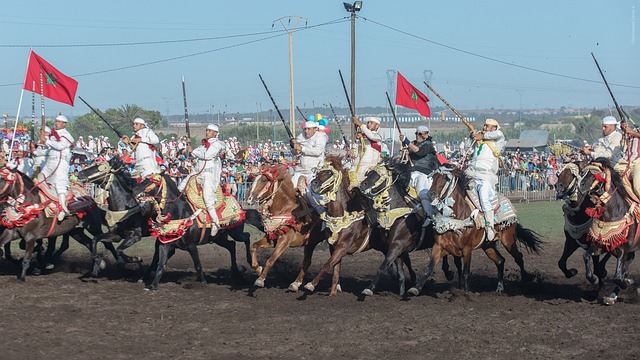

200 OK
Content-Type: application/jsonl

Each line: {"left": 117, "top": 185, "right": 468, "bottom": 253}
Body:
{"left": 146, "top": 243, "right": 171, "bottom": 291}
{"left": 142, "top": 240, "right": 161, "bottom": 284}
{"left": 186, "top": 244, "right": 207, "bottom": 284}
{"left": 611, "top": 249, "right": 630, "bottom": 289}
{"left": 49, "top": 235, "right": 70, "bottom": 267}
{"left": 362, "top": 239, "right": 407, "bottom": 296}
{"left": 396, "top": 257, "right": 406, "bottom": 296}
{"left": 408, "top": 244, "right": 445, "bottom": 296}
{"left": 254, "top": 234, "right": 293, "bottom": 288}
{"left": 250, "top": 236, "right": 273, "bottom": 276}
{"left": 304, "top": 239, "right": 353, "bottom": 293}
{"left": 115, "top": 229, "right": 144, "bottom": 265}
{"left": 19, "top": 240, "right": 35, "bottom": 281}
{"left": 289, "top": 231, "right": 323, "bottom": 292}
{"left": 558, "top": 234, "right": 580, "bottom": 278}
{"left": 500, "top": 229, "right": 534, "bottom": 282}
{"left": 227, "top": 227, "right": 252, "bottom": 266}
{"left": 401, "top": 253, "right": 417, "bottom": 284}
{"left": 481, "top": 243, "right": 505, "bottom": 293}
{"left": 329, "top": 260, "right": 343, "bottom": 296}
{"left": 211, "top": 233, "right": 241, "bottom": 275}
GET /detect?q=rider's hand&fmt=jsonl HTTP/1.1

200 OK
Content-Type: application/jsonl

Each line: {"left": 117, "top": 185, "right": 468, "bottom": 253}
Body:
{"left": 399, "top": 133, "right": 405, "bottom": 142}
{"left": 471, "top": 131, "right": 483, "bottom": 141}
{"left": 352, "top": 115, "right": 362, "bottom": 127}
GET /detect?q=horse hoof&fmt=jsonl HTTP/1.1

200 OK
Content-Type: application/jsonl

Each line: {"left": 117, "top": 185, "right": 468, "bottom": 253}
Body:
{"left": 132, "top": 256, "right": 143, "bottom": 263}
{"left": 254, "top": 278, "right": 265, "bottom": 288}
{"left": 361, "top": 288, "right": 373, "bottom": 296}
{"left": 336, "top": 284, "right": 342, "bottom": 293}
{"left": 45, "top": 263, "right": 55, "bottom": 270}
{"left": 288, "top": 281, "right": 301, "bottom": 292}
{"left": 565, "top": 269, "right": 578, "bottom": 278}
{"left": 99, "top": 259, "right": 107, "bottom": 270}
{"left": 602, "top": 296, "right": 617, "bottom": 306}
{"left": 144, "top": 287, "right": 156, "bottom": 292}
{"left": 407, "top": 287, "right": 419, "bottom": 296}
{"left": 587, "top": 275, "right": 597, "bottom": 284}
{"left": 303, "top": 283, "right": 315, "bottom": 292}
{"left": 625, "top": 278, "right": 635, "bottom": 286}
{"left": 255, "top": 266, "right": 263, "bottom": 276}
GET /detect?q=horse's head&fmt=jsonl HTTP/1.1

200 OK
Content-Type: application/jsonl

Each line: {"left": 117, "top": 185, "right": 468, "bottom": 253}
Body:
{"left": 427, "top": 167, "right": 457, "bottom": 204}
{"left": 578, "top": 161, "right": 609, "bottom": 200}
{"left": 0, "top": 166, "right": 23, "bottom": 199}
{"left": 309, "top": 161, "right": 343, "bottom": 197}
{"left": 359, "top": 165, "right": 389, "bottom": 198}
{"left": 555, "top": 162, "right": 581, "bottom": 200}
{"left": 246, "top": 165, "right": 289, "bottom": 205}
{"left": 77, "top": 160, "right": 111, "bottom": 184}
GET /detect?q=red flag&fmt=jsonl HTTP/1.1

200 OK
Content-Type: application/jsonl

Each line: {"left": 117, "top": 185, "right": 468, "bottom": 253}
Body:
{"left": 23, "top": 50, "right": 78, "bottom": 106}
{"left": 395, "top": 71, "right": 430, "bottom": 117}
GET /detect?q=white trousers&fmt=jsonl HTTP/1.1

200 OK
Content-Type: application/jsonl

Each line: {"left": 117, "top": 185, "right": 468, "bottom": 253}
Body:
{"left": 410, "top": 171, "right": 433, "bottom": 201}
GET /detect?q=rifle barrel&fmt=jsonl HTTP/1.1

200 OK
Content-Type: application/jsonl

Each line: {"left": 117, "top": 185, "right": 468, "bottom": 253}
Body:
{"left": 258, "top": 74, "right": 294, "bottom": 141}
{"left": 423, "top": 82, "right": 475, "bottom": 133}
{"left": 78, "top": 96, "right": 124, "bottom": 139}
{"left": 181, "top": 76, "right": 191, "bottom": 138}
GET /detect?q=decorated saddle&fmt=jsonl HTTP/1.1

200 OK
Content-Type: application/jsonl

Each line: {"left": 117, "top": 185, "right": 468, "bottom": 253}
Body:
{"left": 1, "top": 181, "right": 95, "bottom": 228}
{"left": 465, "top": 179, "right": 517, "bottom": 227}
{"left": 183, "top": 176, "right": 245, "bottom": 229}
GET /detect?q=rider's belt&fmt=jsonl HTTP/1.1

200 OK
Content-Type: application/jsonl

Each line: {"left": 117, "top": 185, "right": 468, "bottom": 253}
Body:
{"left": 136, "top": 156, "right": 153, "bottom": 162}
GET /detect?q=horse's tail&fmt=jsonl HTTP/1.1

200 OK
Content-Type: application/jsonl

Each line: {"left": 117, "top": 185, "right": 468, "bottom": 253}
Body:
{"left": 515, "top": 223, "right": 544, "bottom": 254}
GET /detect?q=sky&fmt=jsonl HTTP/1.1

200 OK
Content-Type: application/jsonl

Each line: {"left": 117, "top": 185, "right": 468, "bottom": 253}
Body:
{"left": 0, "top": 1, "right": 638, "bottom": 120}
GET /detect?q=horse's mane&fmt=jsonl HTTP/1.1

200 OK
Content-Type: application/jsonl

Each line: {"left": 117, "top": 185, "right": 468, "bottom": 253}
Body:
{"left": 446, "top": 165, "right": 471, "bottom": 191}
{"left": 592, "top": 157, "right": 632, "bottom": 200}
{"left": 324, "top": 154, "right": 344, "bottom": 171}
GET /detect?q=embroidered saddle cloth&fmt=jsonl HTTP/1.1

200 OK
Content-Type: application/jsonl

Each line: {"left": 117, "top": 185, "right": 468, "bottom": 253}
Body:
{"left": 38, "top": 181, "right": 95, "bottom": 218}
{"left": 466, "top": 179, "right": 517, "bottom": 227}
{"left": 184, "top": 176, "right": 245, "bottom": 229}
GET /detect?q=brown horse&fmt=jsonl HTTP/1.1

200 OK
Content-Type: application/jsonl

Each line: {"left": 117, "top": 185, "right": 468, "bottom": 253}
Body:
{"left": 246, "top": 164, "right": 326, "bottom": 290}
{"left": 300, "top": 156, "right": 377, "bottom": 296}
{"left": 578, "top": 158, "right": 639, "bottom": 305}
{"left": 408, "top": 166, "right": 542, "bottom": 296}
{"left": 555, "top": 161, "right": 609, "bottom": 284}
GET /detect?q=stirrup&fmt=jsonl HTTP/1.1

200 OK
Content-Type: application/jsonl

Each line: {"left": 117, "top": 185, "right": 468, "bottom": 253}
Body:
{"left": 57, "top": 211, "right": 67, "bottom": 222}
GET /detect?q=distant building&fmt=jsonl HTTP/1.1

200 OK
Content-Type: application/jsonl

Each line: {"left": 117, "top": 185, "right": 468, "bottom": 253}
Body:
{"left": 504, "top": 130, "right": 548, "bottom": 152}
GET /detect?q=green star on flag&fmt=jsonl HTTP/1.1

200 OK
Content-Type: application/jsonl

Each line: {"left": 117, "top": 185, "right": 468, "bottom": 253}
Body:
{"left": 395, "top": 71, "right": 431, "bottom": 117}
{"left": 45, "top": 72, "right": 58, "bottom": 87}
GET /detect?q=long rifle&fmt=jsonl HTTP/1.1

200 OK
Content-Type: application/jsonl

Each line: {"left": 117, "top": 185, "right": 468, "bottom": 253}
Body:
{"left": 258, "top": 74, "right": 294, "bottom": 145}
{"left": 296, "top": 106, "right": 307, "bottom": 122}
{"left": 423, "top": 82, "right": 475, "bottom": 133}
{"left": 591, "top": 53, "right": 627, "bottom": 126}
{"left": 338, "top": 69, "right": 355, "bottom": 120}
{"left": 385, "top": 92, "right": 413, "bottom": 165}
{"left": 181, "top": 76, "right": 191, "bottom": 138}
{"left": 328, "top": 101, "right": 350, "bottom": 147}
{"left": 78, "top": 96, "right": 125, "bottom": 139}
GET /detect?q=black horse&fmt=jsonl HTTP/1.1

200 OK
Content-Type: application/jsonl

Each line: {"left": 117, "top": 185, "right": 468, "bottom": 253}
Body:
{"left": 357, "top": 161, "right": 460, "bottom": 297}
{"left": 578, "top": 158, "right": 638, "bottom": 305}
{"left": 132, "top": 172, "right": 255, "bottom": 290}
{"left": 0, "top": 167, "right": 116, "bottom": 280}
{"left": 555, "top": 161, "right": 609, "bottom": 285}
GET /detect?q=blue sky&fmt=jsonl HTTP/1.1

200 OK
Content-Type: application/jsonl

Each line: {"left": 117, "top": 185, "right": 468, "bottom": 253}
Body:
{"left": 0, "top": 1, "right": 638, "bottom": 119}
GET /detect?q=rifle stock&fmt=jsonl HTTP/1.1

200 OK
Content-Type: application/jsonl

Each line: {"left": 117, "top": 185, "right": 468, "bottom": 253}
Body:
{"left": 78, "top": 96, "right": 124, "bottom": 139}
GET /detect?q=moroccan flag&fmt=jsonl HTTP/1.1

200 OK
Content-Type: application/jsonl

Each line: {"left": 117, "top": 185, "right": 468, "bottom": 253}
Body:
{"left": 395, "top": 71, "right": 430, "bottom": 117}
{"left": 22, "top": 50, "right": 78, "bottom": 106}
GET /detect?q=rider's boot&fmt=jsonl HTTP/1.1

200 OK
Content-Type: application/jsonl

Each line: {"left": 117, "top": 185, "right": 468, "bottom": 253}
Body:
{"left": 421, "top": 198, "right": 435, "bottom": 228}
{"left": 58, "top": 193, "right": 70, "bottom": 222}
{"left": 484, "top": 209, "right": 497, "bottom": 241}
{"left": 208, "top": 206, "right": 220, "bottom": 237}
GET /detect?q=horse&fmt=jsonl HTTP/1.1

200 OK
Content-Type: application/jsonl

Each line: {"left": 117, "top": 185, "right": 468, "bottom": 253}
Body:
{"left": 578, "top": 158, "right": 639, "bottom": 305}
{"left": 407, "top": 166, "right": 543, "bottom": 296}
{"left": 555, "top": 161, "right": 609, "bottom": 284}
{"left": 355, "top": 161, "right": 460, "bottom": 297}
{"left": 0, "top": 167, "right": 116, "bottom": 280}
{"left": 132, "top": 172, "right": 254, "bottom": 290}
{"left": 245, "top": 164, "right": 327, "bottom": 290}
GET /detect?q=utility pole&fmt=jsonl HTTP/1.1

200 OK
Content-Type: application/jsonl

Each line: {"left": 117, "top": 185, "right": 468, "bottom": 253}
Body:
{"left": 273, "top": 16, "right": 307, "bottom": 138}
{"left": 515, "top": 90, "right": 523, "bottom": 138}
{"left": 344, "top": 1, "right": 363, "bottom": 140}
{"left": 162, "top": 97, "right": 172, "bottom": 133}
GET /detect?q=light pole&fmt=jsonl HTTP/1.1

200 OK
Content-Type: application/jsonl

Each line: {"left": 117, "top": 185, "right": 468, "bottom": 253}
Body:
{"left": 162, "top": 97, "right": 172, "bottom": 133}
{"left": 344, "top": 1, "right": 362, "bottom": 140}
{"left": 273, "top": 16, "right": 307, "bottom": 138}
{"left": 515, "top": 90, "right": 523, "bottom": 138}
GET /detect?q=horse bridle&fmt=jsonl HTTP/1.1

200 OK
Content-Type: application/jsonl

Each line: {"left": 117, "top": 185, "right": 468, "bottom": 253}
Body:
{"left": 431, "top": 167, "right": 458, "bottom": 204}
{"left": 313, "top": 164, "right": 343, "bottom": 206}
{"left": 557, "top": 162, "right": 580, "bottom": 201}
{"left": 0, "top": 168, "right": 24, "bottom": 199}
{"left": 251, "top": 169, "right": 282, "bottom": 207}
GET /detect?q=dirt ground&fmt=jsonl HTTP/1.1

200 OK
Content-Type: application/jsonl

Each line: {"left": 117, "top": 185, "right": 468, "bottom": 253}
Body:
{"left": 1, "top": 218, "right": 640, "bottom": 360}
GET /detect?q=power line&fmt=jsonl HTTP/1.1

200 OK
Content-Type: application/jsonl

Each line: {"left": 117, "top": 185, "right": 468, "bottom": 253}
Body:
{"left": 0, "top": 17, "right": 349, "bottom": 87}
{"left": 360, "top": 15, "right": 640, "bottom": 90}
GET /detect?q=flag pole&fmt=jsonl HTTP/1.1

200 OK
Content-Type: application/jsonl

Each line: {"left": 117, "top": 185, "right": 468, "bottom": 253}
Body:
{"left": 40, "top": 65, "right": 46, "bottom": 131}
{"left": 7, "top": 89, "right": 25, "bottom": 160}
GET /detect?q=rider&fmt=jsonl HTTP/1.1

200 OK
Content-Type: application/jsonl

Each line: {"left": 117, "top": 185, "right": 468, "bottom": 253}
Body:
{"left": 178, "top": 124, "right": 226, "bottom": 234}
{"left": 582, "top": 115, "right": 623, "bottom": 163}
{"left": 466, "top": 118, "right": 505, "bottom": 241}
{"left": 399, "top": 125, "right": 439, "bottom": 227}
{"left": 129, "top": 117, "right": 160, "bottom": 179}
{"left": 40, "top": 115, "right": 74, "bottom": 221}
{"left": 290, "top": 121, "right": 327, "bottom": 194}
{"left": 351, "top": 116, "right": 383, "bottom": 183}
